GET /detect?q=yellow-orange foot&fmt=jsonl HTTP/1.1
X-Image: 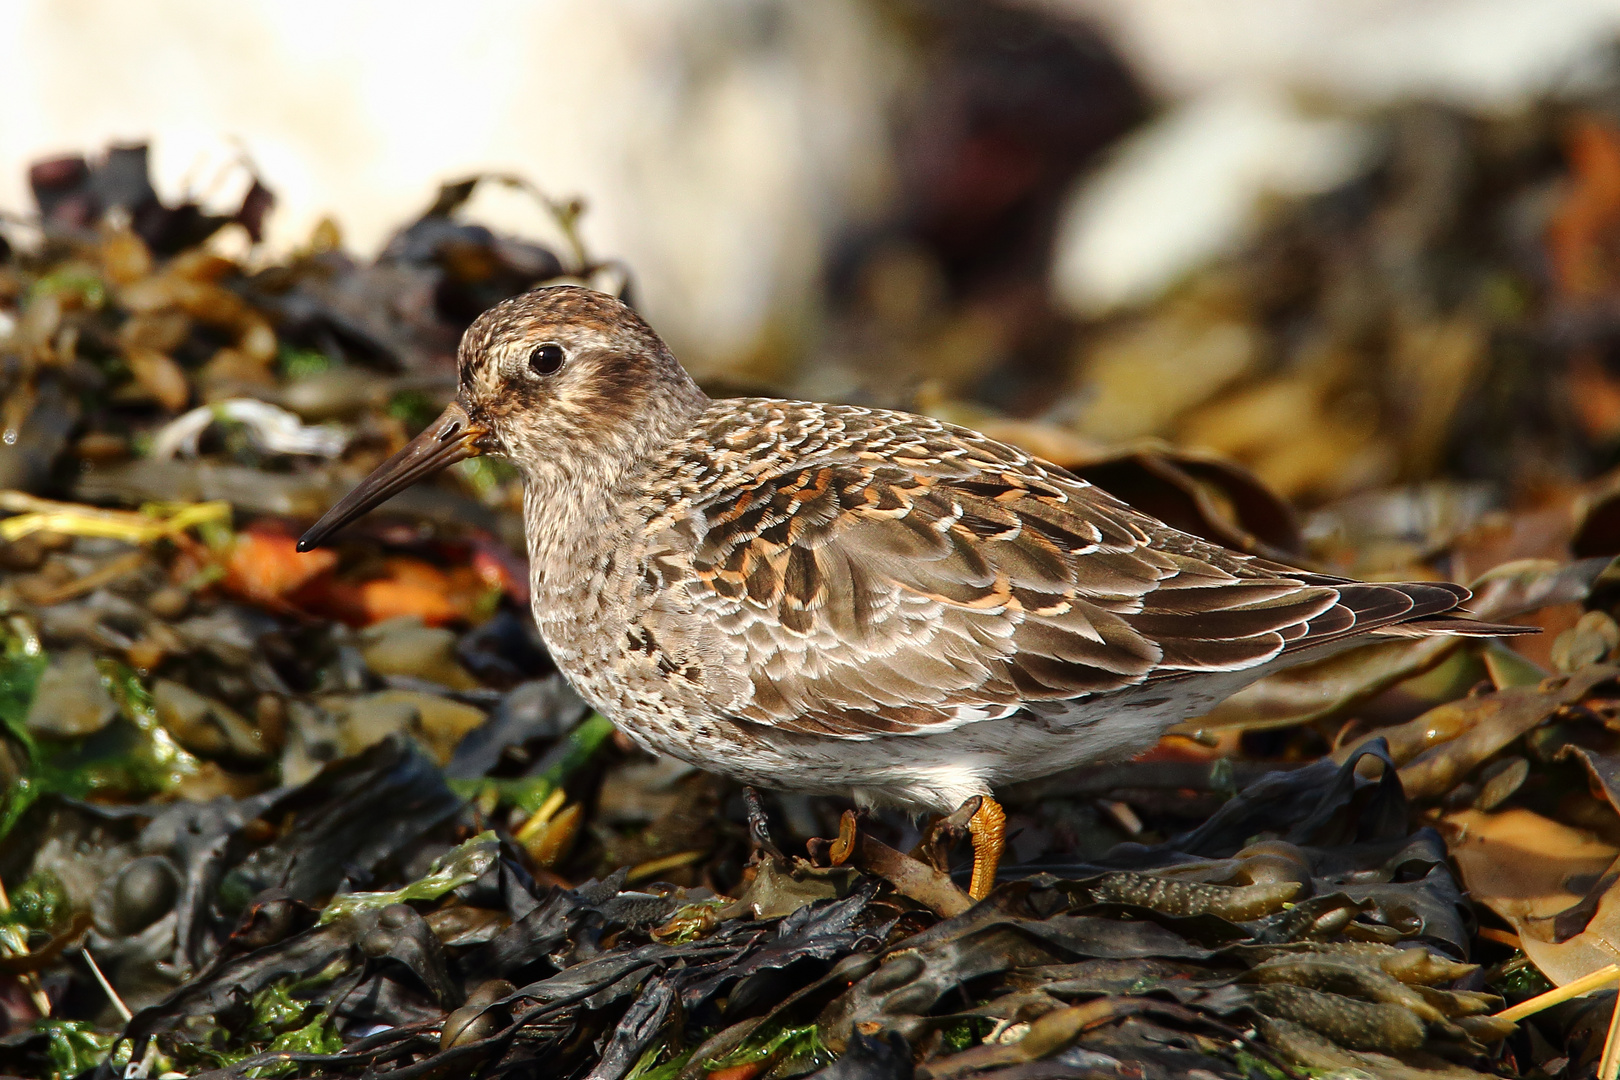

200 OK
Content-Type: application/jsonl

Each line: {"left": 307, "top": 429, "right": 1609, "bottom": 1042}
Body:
{"left": 967, "top": 795, "right": 1006, "bottom": 901}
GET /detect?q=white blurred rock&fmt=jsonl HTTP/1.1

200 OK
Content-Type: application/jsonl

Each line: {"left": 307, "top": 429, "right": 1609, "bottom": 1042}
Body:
{"left": 1051, "top": 86, "right": 1370, "bottom": 315}
{"left": 1044, "top": 0, "right": 1620, "bottom": 315}
{"left": 1050, "top": 0, "right": 1620, "bottom": 105}
{"left": 0, "top": 0, "right": 902, "bottom": 378}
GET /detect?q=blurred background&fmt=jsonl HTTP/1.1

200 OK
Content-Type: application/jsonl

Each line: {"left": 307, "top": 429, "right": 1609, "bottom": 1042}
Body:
{"left": 5, "top": 0, "right": 1620, "bottom": 519}
{"left": 4, "top": 0, "right": 1620, "bottom": 463}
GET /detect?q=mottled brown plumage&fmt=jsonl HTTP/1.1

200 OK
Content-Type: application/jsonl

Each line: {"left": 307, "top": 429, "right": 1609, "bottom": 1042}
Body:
{"left": 301, "top": 285, "right": 1529, "bottom": 897}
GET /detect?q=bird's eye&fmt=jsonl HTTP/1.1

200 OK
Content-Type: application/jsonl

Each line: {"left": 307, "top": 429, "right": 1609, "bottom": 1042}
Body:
{"left": 528, "top": 343, "right": 566, "bottom": 376}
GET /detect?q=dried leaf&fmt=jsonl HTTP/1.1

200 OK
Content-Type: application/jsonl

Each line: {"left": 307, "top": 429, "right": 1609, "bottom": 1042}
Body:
{"left": 1396, "top": 665, "right": 1618, "bottom": 800}
{"left": 1444, "top": 807, "right": 1620, "bottom": 986}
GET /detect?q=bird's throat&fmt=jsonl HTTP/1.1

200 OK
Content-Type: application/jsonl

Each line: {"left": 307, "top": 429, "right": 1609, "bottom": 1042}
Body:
{"left": 517, "top": 386, "right": 707, "bottom": 614}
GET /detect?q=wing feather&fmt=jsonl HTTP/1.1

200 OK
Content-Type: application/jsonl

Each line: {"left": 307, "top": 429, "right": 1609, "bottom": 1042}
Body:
{"left": 645, "top": 405, "right": 1498, "bottom": 738}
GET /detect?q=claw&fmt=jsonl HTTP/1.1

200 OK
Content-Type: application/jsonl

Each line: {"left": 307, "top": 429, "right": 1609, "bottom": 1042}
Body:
{"left": 967, "top": 795, "right": 1006, "bottom": 901}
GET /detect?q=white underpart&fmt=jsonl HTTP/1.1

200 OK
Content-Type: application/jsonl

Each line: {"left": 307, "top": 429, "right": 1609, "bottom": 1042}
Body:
{"left": 621, "top": 631, "right": 1390, "bottom": 815}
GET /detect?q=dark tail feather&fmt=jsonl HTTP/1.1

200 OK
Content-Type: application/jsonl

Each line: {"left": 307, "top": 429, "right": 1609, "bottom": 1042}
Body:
{"left": 1361, "top": 581, "right": 1535, "bottom": 638}
{"left": 1371, "top": 616, "right": 1538, "bottom": 638}
{"left": 1285, "top": 579, "right": 1536, "bottom": 653}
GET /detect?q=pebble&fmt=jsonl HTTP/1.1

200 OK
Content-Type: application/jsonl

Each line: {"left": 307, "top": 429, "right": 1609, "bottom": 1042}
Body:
{"left": 0, "top": 536, "right": 46, "bottom": 571}
{"left": 74, "top": 431, "right": 129, "bottom": 463}
{"left": 359, "top": 616, "right": 479, "bottom": 690}
{"left": 152, "top": 678, "right": 266, "bottom": 759}
{"left": 327, "top": 690, "right": 486, "bottom": 763}
{"left": 334, "top": 694, "right": 420, "bottom": 757}
{"left": 107, "top": 855, "right": 180, "bottom": 936}
{"left": 24, "top": 649, "right": 117, "bottom": 738}
{"left": 145, "top": 586, "right": 191, "bottom": 620}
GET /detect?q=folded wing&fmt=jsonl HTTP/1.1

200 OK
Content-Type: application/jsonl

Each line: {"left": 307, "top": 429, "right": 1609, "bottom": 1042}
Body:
{"left": 654, "top": 422, "right": 1501, "bottom": 738}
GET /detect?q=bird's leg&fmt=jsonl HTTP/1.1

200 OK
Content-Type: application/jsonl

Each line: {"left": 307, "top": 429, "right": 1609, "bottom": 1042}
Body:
{"left": 741, "top": 786, "right": 783, "bottom": 860}
{"left": 967, "top": 795, "right": 1006, "bottom": 901}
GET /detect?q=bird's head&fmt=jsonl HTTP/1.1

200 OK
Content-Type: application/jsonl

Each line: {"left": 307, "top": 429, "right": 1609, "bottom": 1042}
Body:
{"left": 298, "top": 285, "right": 705, "bottom": 551}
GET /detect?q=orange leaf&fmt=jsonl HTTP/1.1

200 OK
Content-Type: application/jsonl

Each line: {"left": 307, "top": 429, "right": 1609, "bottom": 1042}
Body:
{"left": 707, "top": 1064, "right": 767, "bottom": 1080}
{"left": 471, "top": 539, "right": 528, "bottom": 601}
{"left": 223, "top": 528, "right": 336, "bottom": 605}
{"left": 357, "top": 575, "right": 461, "bottom": 626}
{"left": 1549, "top": 118, "right": 1620, "bottom": 298}
{"left": 351, "top": 557, "right": 488, "bottom": 626}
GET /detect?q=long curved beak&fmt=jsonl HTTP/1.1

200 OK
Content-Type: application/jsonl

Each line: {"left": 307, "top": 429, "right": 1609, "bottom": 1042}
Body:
{"left": 297, "top": 400, "right": 488, "bottom": 551}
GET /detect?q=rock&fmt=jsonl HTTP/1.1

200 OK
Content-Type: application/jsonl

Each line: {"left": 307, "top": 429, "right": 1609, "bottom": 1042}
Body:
{"left": 172, "top": 606, "right": 277, "bottom": 667}
{"left": 385, "top": 691, "right": 486, "bottom": 762}
{"left": 105, "top": 856, "right": 180, "bottom": 936}
{"left": 280, "top": 700, "right": 344, "bottom": 787}
{"left": 359, "top": 616, "right": 479, "bottom": 690}
{"left": 333, "top": 694, "right": 420, "bottom": 757}
{"left": 326, "top": 690, "right": 486, "bottom": 764}
{"left": 447, "top": 677, "right": 589, "bottom": 779}
{"left": 145, "top": 586, "right": 191, "bottom": 620}
{"left": 152, "top": 678, "right": 267, "bottom": 759}
{"left": 25, "top": 649, "right": 117, "bottom": 738}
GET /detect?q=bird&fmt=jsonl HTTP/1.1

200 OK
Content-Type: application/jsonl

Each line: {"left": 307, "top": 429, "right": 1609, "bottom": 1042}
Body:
{"left": 299, "top": 285, "right": 1528, "bottom": 900}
